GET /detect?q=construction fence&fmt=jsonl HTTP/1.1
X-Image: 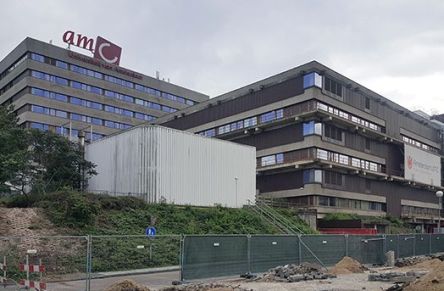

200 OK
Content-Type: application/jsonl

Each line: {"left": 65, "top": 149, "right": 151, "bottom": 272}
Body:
{"left": 0, "top": 233, "right": 443, "bottom": 290}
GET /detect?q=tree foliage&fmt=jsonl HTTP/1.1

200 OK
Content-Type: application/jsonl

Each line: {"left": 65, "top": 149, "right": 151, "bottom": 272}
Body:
{"left": 0, "top": 105, "right": 96, "bottom": 196}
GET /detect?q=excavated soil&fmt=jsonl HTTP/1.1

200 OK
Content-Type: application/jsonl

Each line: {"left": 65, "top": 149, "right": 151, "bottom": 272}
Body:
{"left": 329, "top": 256, "right": 368, "bottom": 275}
{"left": 404, "top": 260, "right": 444, "bottom": 291}
{"left": 105, "top": 279, "right": 151, "bottom": 291}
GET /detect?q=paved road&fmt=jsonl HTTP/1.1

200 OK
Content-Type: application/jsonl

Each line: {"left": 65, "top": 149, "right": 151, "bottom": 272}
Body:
{"left": 3, "top": 271, "right": 180, "bottom": 290}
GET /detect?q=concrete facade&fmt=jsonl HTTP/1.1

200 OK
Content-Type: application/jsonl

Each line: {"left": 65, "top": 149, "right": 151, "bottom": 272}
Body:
{"left": 0, "top": 37, "right": 208, "bottom": 140}
{"left": 156, "top": 61, "right": 444, "bottom": 231}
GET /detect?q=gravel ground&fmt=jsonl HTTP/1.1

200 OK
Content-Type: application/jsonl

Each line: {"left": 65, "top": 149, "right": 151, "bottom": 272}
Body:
{"left": 218, "top": 272, "right": 394, "bottom": 291}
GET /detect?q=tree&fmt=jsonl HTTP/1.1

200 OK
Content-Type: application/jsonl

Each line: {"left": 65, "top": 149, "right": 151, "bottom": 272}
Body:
{"left": 0, "top": 105, "right": 96, "bottom": 196}
{"left": 27, "top": 129, "right": 97, "bottom": 193}
{"left": 0, "top": 105, "right": 29, "bottom": 194}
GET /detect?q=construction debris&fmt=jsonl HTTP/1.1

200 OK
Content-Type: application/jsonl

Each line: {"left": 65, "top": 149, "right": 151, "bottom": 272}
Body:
{"left": 105, "top": 279, "right": 151, "bottom": 291}
{"left": 161, "top": 283, "right": 252, "bottom": 291}
{"left": 395, "top": 256, "right": 429, "bottom": 267}
{"left": 368, "top": 271, "right": 426, "bottom": 282}
{"left": 252, "top": 262, "right": 336, "bottom": 283}
{"left": 329, "top": 256, "right": 368, "bottom": 275}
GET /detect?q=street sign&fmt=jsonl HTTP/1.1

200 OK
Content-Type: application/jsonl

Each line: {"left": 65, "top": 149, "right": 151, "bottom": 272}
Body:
{"left": 145, "top": 226, "right": 156, "bottom": 237}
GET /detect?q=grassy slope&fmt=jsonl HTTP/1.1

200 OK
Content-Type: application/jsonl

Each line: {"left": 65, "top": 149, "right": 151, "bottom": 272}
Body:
{"left": 4, "top": 191, "right": 315, "bottom": 235}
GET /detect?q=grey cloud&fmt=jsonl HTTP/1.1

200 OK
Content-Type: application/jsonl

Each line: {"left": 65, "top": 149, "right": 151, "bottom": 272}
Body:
{"left": 1, "top": 0, "right": 444, "bottom": 113}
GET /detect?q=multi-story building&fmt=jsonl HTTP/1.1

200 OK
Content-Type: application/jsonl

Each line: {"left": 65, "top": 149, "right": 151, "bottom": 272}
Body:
{"left": 0, "top": 37, "right": 208, "bottom": 140}
{"left": 156, "top": 61, "right": 444, "bottom": 231}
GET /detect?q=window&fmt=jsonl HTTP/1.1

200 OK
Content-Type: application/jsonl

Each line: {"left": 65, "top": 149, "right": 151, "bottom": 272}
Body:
{"left": 244, "top": 117, "right": 257, "bottom": 127}
{"left": 90, "top": 118, "right": 102, "bottom": 125}
{"left": 365, "top": 97, "right": 370, "bottom": 110}
{"left": 203, "top": 129, "right": 216, "bottom": 137}
{"left": 324, "top": 124, "right": 342, "bottom": 141}
{"left": 303, "top": 169, "right": 322, "bottom": 184}
{"left": 319, "top": 196, "right": 329, "bottom": 206}
{"left": 30, "top": 122, "right": 48, "bottom": 131}
{"left": 316, "top": 149, "right": 328, "bottom": 160}
{"left": 261, "top": 155, "right": 276, "bottom": 166}
{"left": 303, "top": 72, "right": 322, "bottom": 89}
{"left": 324, "top": 171, "right": 343, "bottom": 185}
{"left": 54, "top": 93, "right": 68, "bottom": 102}
{"left": 324, "top": 77, "right": 342, "bottom": 97}
{"left": 31, "top": 53, "right": 45, "bottom": 63}
{"left": 365, "top": 138, "right": 371, "bottom": 151}
{"left": 260, "top": 109, "right": 284, "bottom": 123}
{"left": 218, "top": 124, "right": 231, "bottom": 135}
{"left": 31, "top": 105, "right": 47, "bottom": 114}
{"left": 303, "top": 121, "right": 322, "bottom": 136}
{"left": 31, "top": 87, "right": 49, "bottom": 98}
{"left": 55, "top": 60, "right": 68, "bottom": 69}
{"left": 276, "top": 153, "right": 284, "bottom": 164}
{"left": 365, "top": 179, "right": 371, "bottom": 191}
{"left": 89, "top": 86, "right": 102, "bottom": 95}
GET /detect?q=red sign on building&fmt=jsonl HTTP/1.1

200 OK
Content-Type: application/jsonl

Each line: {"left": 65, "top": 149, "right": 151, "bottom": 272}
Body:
{"left": 62, "top": 31, "right": 122, "bottom": 65}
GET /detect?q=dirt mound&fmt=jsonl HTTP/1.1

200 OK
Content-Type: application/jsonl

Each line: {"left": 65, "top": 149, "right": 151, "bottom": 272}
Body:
{"left": 409, "top": 258, "right": 442, "bottom": 270}
{"left": 329, "top": 256, "right": 368, "bottom": 275}
{"left": 105, "top": 279, "right": 151, "bottom": 291}
{"left": 404, "top": 260, "right": 444, "bottom": 291}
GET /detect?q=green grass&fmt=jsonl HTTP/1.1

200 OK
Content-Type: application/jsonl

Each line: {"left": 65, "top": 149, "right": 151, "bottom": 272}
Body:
{"left": 3, "top": 191, "right": 317, "bottom": 273}
{"left": 5, "top": 191, "right": 314, "bottom": 235}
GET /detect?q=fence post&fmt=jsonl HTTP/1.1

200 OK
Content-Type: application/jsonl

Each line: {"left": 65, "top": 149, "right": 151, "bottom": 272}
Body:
{"left": 86, "top": 235, "right": 92, "bottom": 291}
{"left": 345, "top": 234, "right": 348, "bottom": 257}
{"left": 429, "top": 233, "right": 432, "bottom": 255}
{"left": 382, "top": 234, "right": 386, "bottom": 260}
{"left": 298, "top": 235, "right": 302, "bottom": 265}
{"left": 396, "top": 235, "right": 400, "bottom": 259}
{"left": 180, "top": 234, "right": 185, "bottom": 282}
{"left": 247, "top": 234, "right": 251, "bottom": 274}
{"left": 413, "top": 235, "right": 416, "bottom": 256}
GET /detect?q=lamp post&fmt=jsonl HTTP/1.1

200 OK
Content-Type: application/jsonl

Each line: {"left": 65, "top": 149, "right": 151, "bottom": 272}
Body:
{"left": 436, "top": 190, "right": 443, "bottom": 234}
{"left": 234, "top": 177, "right": 238, "bottom": 208}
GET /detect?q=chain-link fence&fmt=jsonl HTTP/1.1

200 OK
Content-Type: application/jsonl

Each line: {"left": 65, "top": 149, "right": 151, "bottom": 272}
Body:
{"left": 0, "top": 236, "right": 88, "bottom": 290}
{"left": 1, "top": 233, "right": 444, "bottom": 290}
{"left": 181, "top": 233, "right": 444, "bottom": 280}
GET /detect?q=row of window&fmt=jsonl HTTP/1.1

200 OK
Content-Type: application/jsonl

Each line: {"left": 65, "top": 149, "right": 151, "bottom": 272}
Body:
{"left": 318, "top": 195, "right": 385, "bottom": 211}
{"left": 31, "top": 87, "right": 156, "bottom": 122}
{"left": 402, "top": 135, "right": 439, "bottom": 153}
{"left": 198, "top": 109, "right": 284, "bottom": 137}
{"left": 0, "top": 54, "right": 27, "bottom": 82}
{"left": 316, "top": 148, "right": 380, "bottom": 172}
{"left": 30, "top": 104, "right": 132, "bottom": 130}
{"left": 316, "top": 101, "right": 381, "bottom": 131}
{"left": 260, "top": 153, "right": 284, "bottom": 167}
{"left": 29, "top": 122, "right": 104, "bottom": 141}
{"left": 31, "top": 70, "right": 177, "bottom": 114}
{"left": 30, "top": 53, "right": 196, "bottom": 106}
{"left": 401, "top": 205, "right": 440, "bottom": 218}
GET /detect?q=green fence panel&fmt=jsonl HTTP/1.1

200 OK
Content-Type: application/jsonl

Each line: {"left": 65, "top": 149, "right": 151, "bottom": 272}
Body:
{"left": 385, "top": 235, "right": 399, "bottom": 258}
{"left": 348, "top": 235, "right": 384, "bottom": 265}
{"left": 398, "top": 235, "right": 415, "bottom": 258}
{"left": 415, "top": 234, "right": 430, "bottom": 256}
{"left": 300, "top": 235, "right": 346, "bottom": 266}
{"left": 431, "top": 234, "right": 444, "bottom": 253}
{"left": 182, "top": 235, "right": 248, "bottom": 280}
{"left": 250, "top": 235, "right": 299, "bottom": 273}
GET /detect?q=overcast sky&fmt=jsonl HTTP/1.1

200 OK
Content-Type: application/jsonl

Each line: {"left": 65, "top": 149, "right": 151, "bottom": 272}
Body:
{"left": 1, "top": 1, "right": 443, "bottom": 115}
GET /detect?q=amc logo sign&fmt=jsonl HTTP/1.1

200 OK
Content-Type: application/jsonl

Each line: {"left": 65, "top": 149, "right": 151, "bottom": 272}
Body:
{"left": 62, "top": 31, "right": 122, "bottom": 65}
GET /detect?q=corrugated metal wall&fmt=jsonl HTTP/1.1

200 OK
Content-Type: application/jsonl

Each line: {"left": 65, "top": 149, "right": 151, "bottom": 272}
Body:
{"left": 85, "top": 126, "right": 256, "bottom": 208}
